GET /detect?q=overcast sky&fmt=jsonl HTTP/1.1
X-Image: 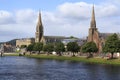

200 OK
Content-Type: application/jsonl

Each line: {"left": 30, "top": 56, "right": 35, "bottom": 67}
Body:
{"left": 0, "top": 0, "right": 120, "bottom": 42}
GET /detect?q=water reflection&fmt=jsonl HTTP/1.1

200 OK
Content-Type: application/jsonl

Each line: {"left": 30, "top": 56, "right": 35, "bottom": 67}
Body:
{"left": 0, "top": 56, "right": 120, "bottom": 80}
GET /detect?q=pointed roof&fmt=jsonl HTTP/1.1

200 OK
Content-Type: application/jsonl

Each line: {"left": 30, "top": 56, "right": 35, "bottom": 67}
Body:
{"left": 90, "top": 5, "right": 96, "bottom": 28}
{"left": 36, "top": 11, "right": 43, "bottom": 32}
{"left": 38, "top": 11, "right": 42, "bottom": 26}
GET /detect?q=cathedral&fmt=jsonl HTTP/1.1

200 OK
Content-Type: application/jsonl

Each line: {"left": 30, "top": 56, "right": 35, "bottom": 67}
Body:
{"left": 87, "top": 5, "right": 103, "bottom": 53}
{"left": 16, "top": 12, "right": 69, "bottom": 47}
{"left": 87, "top": 5, "right": 120, "bottom": 53}
{"left": 35, "top": 12, "right": 67, "bottom": 44}
{"left": 35, "top": 12, "right": 45, "bottom": 43}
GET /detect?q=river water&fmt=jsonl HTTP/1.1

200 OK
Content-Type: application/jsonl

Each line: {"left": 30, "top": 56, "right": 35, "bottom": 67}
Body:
{"left": 0, "top": 56, "right": 120, "bottom": 80}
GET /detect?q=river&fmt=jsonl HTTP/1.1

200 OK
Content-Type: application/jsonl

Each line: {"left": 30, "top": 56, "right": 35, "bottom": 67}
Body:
{"left": 0, "top": 56, "right": 120, "bottom": 80}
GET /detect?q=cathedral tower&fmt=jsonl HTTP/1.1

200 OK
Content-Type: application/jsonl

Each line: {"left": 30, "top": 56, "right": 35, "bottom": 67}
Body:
{"left": 88, "top": 5, "right": 101, "bottom": 52}
{"left": 35, "top": 12, "right": 45, "bottom": 43}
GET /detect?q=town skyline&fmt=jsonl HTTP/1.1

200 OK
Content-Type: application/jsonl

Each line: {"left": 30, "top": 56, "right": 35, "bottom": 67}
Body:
{"left": 0, "top": 0, "right": 120, "bottom": 42}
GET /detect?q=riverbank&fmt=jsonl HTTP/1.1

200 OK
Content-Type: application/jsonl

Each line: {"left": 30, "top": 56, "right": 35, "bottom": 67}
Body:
{"left": 3, "top": 53, "right": 19, "bottom": 56}
{"left": 25, "top": 54, "right": 120, "bottom": 65}
{"left": 3, "top": 53, "right": 120, "bottom": 65}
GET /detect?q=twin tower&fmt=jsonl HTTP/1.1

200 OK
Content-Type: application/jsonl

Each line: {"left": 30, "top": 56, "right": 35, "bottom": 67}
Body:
{"left": 35, "top": 5, "right": 102, "bottom": 52}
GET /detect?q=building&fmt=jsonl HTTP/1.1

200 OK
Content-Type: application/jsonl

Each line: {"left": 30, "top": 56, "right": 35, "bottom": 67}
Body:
{"left": 0, "top": 43, "right": 16, "bottom": 52}
{"left": 35, "top": 12, "right": 45, "bottom": 43}
{"left": 35, "top": 12, "right": 70, "bottom": 44}
{"left": 87, "top": 5, "right": 103, "bottom": 52}
{"left": 87, "top": 5, "right": 119, "bottom": 53}
{"left": 62, "top": 38, "right": 86, "bottom": 46}
{"left": 44, "top": 36, "right": 66, "bottom": 44}
{"left": 16, "top": 12, "right": 70, "bottom": 47}
{"left": 16, "top": 38, "right": 35, "bottom": 47}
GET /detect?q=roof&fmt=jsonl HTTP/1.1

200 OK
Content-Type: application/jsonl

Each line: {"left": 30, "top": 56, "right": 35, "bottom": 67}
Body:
{"left": 44, "top": 36, "right": 66, "bottom": 39}
{"left": 99, "top": 33, "right": 114, "bottom": 39}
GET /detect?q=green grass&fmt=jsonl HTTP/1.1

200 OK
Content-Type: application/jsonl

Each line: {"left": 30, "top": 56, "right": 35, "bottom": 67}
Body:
{"left": 4, "top": 53, "right": 19, "bottom": 56}
{"left": 25, "top": 54, "right": 120, "bottom": 65}
{"left": 3, "top": 53, "right": 120, "bottom": 65}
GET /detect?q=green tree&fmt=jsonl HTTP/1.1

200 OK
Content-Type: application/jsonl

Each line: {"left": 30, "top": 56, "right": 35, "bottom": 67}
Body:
{"left": 81, "top": 42, "right": 98, "bottom": 58}
{"left": 67, "top": 42, "right": 80, "bottom": 56}
{"left": 33, "top": 42, "right": 43, "bottom": 54}
{"left": 55, "top": 42, "right": 65, "bottom": 56}
{"left": 70, "top": 36, "right": 74, "bottom": 39}
{"left": 27, "top": 43, "right": 35, "bottom": 54}
{"left": 103, "top": 33, "right": 120, "bottom": 59}
{"left": 116, "top": 40, "right": 120, "bottom": 52}
{"left": 21, "top": 45, "right": 27, "bottom": 48}
{"left": 43, "top": 43, "right": 54, "bottom": 54}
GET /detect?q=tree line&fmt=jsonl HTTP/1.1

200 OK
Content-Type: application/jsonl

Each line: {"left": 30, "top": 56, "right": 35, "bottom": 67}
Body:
{"left": 27, "top": 42, "right": 80, "bottom": 56}
{"left": 26, "top": 33, "right": 120, "bottom": 59}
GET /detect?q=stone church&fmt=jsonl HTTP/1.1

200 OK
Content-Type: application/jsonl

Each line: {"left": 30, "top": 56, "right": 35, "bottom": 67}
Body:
{"left": 16, "top": 12, "right": 68, "bottom": 47}
{"left": 35, "top": 12, "right": 45, "bottom": 43}
{"left": 87, "top": 5, "right": 120, "bottom": 53}
{"left": 35, "top": 12, "right": 67, "bottom": 44}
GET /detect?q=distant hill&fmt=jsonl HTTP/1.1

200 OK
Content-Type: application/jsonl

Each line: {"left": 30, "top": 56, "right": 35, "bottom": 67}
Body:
{"left": 0, "top": 39, "right": 17, "bottom": 46}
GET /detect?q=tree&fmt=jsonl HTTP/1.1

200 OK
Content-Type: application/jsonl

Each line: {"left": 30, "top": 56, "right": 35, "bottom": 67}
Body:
{"left": 33, "top": 42, "right": 43, "bottom": 54}
{"left": 103, "top": 33, "right": 120, "bottom": 59}
{"left": 21, "top": 45, "right": 27, "bottom": 48}
{"left": 67, "top": 42, "right": 80, "bottom": 56}
{"left": 81, "top": 42, "right": 98, "bottom": 58}
{"left": 55, "top": 42, "right": 65, "bottom": 56}
{"left": 27, "top": 43, "right": 35, "bottom": 54}
{"left": 116, "top": 40, "right": 120, "bottom": 52}
{"left": 70, "top": 36, "right": 74, "bottom": 39}
{"left": 43, "top": 43, "right": 54, "bottom": 54}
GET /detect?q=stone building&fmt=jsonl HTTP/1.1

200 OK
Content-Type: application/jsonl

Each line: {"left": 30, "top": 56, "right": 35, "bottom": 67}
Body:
{"left": 35, "top": 12, "right": 68, "bottom": 44}
{"left": 35, "top": 12, "right": 86, "bottom": 45}
{"left": 87, "top": 5, "right": 102, "bottom": 52}
{"left": 16, "top": 12, "right": 69, "bottom": 47}
{"left": 35, "top": 12, "right": 45, "bottom": 43}
{"left": 16, "top": 38, "right": 35, "bottom": 47}
{"left": 87, "top": 5, "right": 119, "bottom": 53}
{"left": 0, "top": 43, "right": 16, "bottom": 52}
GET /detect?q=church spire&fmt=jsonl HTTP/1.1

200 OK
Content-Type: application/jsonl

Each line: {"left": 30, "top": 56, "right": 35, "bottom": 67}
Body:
{"left": 37, "top": 11, "right": 42, "bottom": 28}
{"left": 90, "top": 5, "right": 96, "bottom": 28}
{"left": 36, "top": 11, "right": 43, "bottom": 32}
{"left": 38, "top": 11, "right": 42, "bottom": 25}
{"left": 35, "top": 11, "right": 44, "bottom": 43}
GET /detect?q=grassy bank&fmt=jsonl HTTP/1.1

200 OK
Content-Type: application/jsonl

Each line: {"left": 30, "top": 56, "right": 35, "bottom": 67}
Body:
{"left": 25, "top": 54, "right": 120, "bottom": 65}
{"left": 4, "top": 53, "right": 19, "bottom": 56}
{"left": 3, "top": 53, "right": 120, "bottom": 65}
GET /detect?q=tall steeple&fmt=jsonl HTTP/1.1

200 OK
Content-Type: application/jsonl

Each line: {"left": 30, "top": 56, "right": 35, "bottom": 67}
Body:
{"left": 90, "top": 5, "right": 96, "bottom": 28}
{"left": 88, "top": 5, "right": 99, "bottom": 42}
{"left": 35, "top": 11, "right": 44, "bottom": 43}
{"left": 88, "top": 5, "right": 101, "bottom": 53}
{"left": 36, "top": 12, "right": 43, "bottom": 32}
{"left": 38, "top": 12, "right": 42, "bottom": 26}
